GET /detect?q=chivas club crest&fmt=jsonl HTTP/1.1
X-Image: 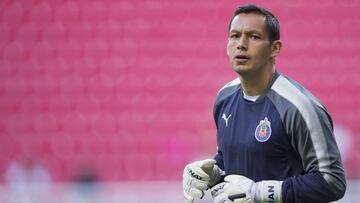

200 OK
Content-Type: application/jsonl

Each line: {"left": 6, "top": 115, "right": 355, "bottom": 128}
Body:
{"left": 255, "top": 117, "right": 272, "bottom": 142}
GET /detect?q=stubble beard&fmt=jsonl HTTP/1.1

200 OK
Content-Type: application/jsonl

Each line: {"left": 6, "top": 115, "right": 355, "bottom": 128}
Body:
{"left": 232, "top": 61, "right": 269, "bottom": 80}
{"left": 232, "top": 62, "right": 256, "bottom": 77}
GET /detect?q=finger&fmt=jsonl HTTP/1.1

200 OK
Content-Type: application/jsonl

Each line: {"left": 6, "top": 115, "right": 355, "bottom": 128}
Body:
{"left": 211, "top": 182, "right": 227, "bottom": 198}
{"left": 224, "top": 175, "right": 245, "bottom": 182}
{"left": 200, "top": 159, "right": 216, "bottom": 175}
{"left": 188, "top": 187, "right": 204, "bottom": 199}
{"left": 233, "top": 197, "right": 247, "bottom": 203}
{"left": 183, "top": 190, "right": 194, "bottom": 203}
{"left": 184, "top": 164, "right": 209, "bottom": 180}
{"left": 183, "top": 176, "right": 208, "bottom": 190}
{"left": 214, "top": 193, "right": 232, "bottom": 203}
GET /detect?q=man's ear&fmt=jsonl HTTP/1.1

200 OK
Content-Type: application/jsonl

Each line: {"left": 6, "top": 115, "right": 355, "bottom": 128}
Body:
{"left": 270, "top": 40, "right": 282, "bottom": 58}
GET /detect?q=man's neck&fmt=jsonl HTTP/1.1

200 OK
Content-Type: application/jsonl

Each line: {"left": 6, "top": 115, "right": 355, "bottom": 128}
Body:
{"left": 239, "top": 66, "right": 275, "bottom": 96}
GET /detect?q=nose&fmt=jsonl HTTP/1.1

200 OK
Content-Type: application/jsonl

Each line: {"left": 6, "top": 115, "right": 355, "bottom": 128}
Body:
{"left": 236, "top": 36, "right": 248, "bottom": 51}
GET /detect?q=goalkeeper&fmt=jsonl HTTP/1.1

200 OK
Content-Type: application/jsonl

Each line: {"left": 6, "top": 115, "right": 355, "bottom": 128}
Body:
{"left": 183, "top": 4, "right": 346, "bottom": 203}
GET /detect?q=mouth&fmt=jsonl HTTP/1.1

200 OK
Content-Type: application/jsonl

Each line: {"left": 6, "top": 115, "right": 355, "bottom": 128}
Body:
{"left": 234, "top": 54, "right": 250, "bottom": 63}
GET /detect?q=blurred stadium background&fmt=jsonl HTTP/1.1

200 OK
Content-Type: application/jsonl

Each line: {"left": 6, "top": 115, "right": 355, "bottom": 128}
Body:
{"left": 0, "top": 0, "right": 359, "bottom": 202}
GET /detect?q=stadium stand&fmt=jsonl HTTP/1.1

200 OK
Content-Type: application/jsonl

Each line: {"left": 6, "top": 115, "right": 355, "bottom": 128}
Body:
{"left": 0, "top": 0, "right": 359, "bottom": 185}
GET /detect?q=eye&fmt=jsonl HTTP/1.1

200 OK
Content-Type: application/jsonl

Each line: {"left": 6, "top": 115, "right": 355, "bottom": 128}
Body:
{"left": 229, "top": 34, "right": 239, "bottom": 39}
{"left": 250, "top": 34, "right": 260, "bottom": 40}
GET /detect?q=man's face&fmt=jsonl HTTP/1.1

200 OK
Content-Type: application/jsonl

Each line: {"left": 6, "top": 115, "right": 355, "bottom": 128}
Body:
{"left": 227, "top": 13, "right": 273, "bottom": 75}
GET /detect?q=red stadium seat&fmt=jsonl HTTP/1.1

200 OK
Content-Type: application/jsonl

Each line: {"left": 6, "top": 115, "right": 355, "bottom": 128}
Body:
{"left": 42, "top": 22, "right": 67, "bottom": 44}
{"left": 28, "top": 1, "right": 53, "bottom": 28}
{"left": 0, "top": 0, "right": 359, "bottom": 181}
{"left": 54, "top": 1, "right": 81, "bottom": 23}
{"left": 0, "top": 24, "right": 13, "bottom": 49}
{"left": 1, "top": 2, "right": 26, "bottom": 28}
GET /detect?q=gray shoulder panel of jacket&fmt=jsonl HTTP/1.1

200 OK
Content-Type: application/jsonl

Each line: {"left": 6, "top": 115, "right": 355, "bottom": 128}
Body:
{"left": 214, "top": 77, "right": 241, "bottom": 106}
{"left": 267, "top": 74, "right": 346, "bottom": 198}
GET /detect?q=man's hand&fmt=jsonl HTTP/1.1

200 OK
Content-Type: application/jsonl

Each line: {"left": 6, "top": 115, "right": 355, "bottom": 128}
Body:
{"left": 210, "top": 175, "right": 282, "bottom": 203}
{"left": 183, "top": 159, "right": 224, "bottom": 203}
{"left": 211, "top": 175, "right": 255, "bottom": 203}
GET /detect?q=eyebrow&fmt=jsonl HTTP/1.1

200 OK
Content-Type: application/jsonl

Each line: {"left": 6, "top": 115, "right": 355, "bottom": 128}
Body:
{"left": 229, "top": 30, "right": 263, "bottom": 35}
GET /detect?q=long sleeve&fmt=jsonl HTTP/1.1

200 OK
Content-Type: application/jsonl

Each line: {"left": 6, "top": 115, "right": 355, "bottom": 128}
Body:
{"left": 280, "top": 105, "right": 346, "bottom": 203}
{"left": 214, "top": 147, "right": 224, "bottom": 171}
{"left": 212, "top": 78, "right": 240, "bottom": 172}
{"left": 270, "top": 76, "right": 346, "bottom": 203}
{"left": 282, "top": 172, "right": 341, "bottom": 203}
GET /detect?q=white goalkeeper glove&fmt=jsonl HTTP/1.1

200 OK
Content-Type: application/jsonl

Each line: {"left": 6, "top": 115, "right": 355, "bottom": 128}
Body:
{"left": 210, "top": 175, "right": 282, "bottom": 203}
{"left": 183, "top": 159, "right": 225, "bottom": 203}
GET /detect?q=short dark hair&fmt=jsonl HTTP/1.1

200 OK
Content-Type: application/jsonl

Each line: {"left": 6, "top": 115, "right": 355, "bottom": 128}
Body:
{"left": 228, "top": 5, "right": 280, "bottom": 42}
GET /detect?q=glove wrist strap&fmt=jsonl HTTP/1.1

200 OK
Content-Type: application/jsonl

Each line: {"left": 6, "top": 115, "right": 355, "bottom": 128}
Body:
{"left": 253, "top": 180, "right": 282, "bottom": 203}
